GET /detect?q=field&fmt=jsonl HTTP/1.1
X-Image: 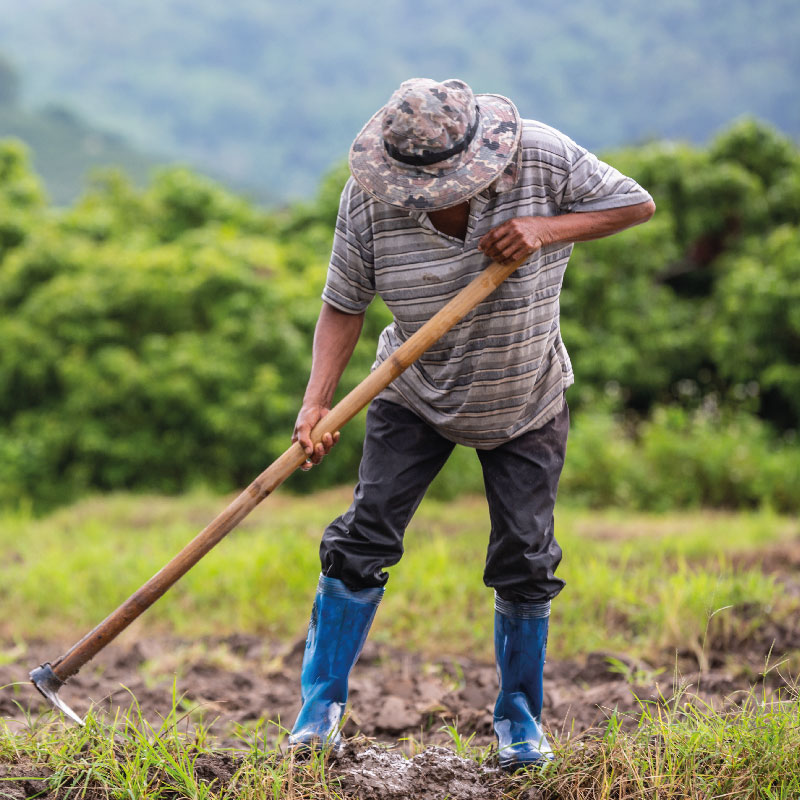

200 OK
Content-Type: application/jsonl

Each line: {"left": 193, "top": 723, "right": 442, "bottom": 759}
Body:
{"left": 1, "top": 490, "right": 800, "bottom": 798}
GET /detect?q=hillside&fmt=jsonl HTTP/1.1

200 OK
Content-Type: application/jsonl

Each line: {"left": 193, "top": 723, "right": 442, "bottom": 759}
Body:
{"left": 0, "top": 0, "right": 797, "bottom": 201}
{"left": 0, "top": 104, "right": 163, "bottom": 206}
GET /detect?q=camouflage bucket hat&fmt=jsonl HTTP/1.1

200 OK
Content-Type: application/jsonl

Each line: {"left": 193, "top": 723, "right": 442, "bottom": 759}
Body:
{"left": 349, "top": 78, "right": 521, "bottom": 211}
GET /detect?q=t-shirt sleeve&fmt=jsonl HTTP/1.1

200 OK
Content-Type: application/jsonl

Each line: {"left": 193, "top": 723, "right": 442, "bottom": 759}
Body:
{"left": 558, "top": 138, "right": 653, "bottom": 213}
{"left": 321, "top": 179, "right": 376, "bottom": 314}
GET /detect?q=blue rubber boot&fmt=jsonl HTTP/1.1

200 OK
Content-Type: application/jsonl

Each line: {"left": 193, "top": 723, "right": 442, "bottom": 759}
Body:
{"left": 493, "top": 593, "right": 554, "bottom": 771}
{"left": 289, "top": 575, "right": 384, "bottom": 752}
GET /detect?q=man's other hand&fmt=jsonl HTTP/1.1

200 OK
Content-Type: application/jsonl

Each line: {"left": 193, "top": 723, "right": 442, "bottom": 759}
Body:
{"left": 479, "top": 202, "right": 655, "bottom": 265}
{"left": 292, "top": 403, "right": 340, "bottom": 471}
{"left": 479, "top": 217, "right": 550, "bottom": 265}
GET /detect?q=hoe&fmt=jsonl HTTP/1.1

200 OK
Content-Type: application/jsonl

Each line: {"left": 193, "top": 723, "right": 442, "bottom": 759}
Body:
{"left": 30, "top": 257, "right": 524, "bottom": 724}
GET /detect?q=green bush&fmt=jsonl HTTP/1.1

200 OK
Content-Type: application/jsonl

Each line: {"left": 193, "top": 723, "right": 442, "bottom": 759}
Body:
{"left": 0, "top": 157, "right": 388, "bottom": 509}
{"left": 1, "top": 120, "right": 799, "bottom": 512}
{"left": 710, "top": 226, "right": 800, "bottom": 427}
{"left": 560, "top": 405, "right": 800, "bottom": 513}
{"left": 0, "top": 141, "right": 45, "bottom": 261}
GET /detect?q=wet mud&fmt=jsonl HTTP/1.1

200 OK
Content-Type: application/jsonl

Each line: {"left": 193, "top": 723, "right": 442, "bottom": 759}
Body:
{"left": 4, "top": 624, "right": 798, "bottom": 750}
{"left": 1, "top": 630, "right": 798, "bottom": 800}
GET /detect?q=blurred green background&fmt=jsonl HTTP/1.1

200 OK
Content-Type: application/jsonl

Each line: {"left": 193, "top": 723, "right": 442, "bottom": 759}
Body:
{"left": 0, "top": 0, "right": 797, "bottom": 203}
{"left": 0, "top": 1, "right": 798, "bottom": 513}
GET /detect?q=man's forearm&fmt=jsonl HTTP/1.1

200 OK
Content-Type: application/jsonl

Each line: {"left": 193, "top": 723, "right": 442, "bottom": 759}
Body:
{"left": 541, "top": 200, "right": 656, "bottom": 246}
{"left": 303, "top": 302, "right": 365, "bottom": 407}
{"left": 479, "top": 199, "right": 656, "bottom": 264}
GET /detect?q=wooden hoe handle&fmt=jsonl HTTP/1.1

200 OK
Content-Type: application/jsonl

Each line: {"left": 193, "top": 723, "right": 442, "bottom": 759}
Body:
{"left": 49, "top": 257, "right": 523, "bottom": 681}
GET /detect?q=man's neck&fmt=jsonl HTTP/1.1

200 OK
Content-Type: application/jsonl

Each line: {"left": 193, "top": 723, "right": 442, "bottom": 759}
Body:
{"left": 427, "top": 201, "right": 470, "bottom": 240}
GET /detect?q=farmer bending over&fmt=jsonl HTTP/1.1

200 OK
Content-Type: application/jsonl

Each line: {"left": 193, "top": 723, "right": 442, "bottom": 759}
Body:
{"left": 289, "top": 78, "right": 655, "bottom": 770}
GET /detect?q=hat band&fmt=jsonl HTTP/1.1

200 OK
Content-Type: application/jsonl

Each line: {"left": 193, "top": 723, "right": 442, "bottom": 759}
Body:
{"left": 383, "top": 108, "right": 480, "bottom": 167}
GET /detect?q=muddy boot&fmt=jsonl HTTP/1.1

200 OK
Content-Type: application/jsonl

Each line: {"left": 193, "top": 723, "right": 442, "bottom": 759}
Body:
{"left": 289, "top": 575, "right": 384, "bottom": 753}
{"left": 493, "top": 594, "right": 554, "bottom": 771}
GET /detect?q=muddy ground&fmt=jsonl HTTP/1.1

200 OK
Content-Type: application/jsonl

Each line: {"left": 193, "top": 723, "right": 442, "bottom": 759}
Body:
{"left": 3, "top": 538, "right": 800, "bottom": 798}
{"left": 2, "top": 623, "right": 799, "bottom": 799}
{"left": 4, "top": 628, "right": 797, "bottom": 750}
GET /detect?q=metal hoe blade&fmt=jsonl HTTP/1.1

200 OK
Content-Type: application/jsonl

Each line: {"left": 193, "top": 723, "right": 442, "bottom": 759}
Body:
{"left": 30, "top": 663, "right": 85, "bottom": 726}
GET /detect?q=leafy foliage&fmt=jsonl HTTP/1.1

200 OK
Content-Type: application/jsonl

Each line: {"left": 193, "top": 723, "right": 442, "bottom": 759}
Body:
{"left": 0, "top": 151, "right": 376, "bottom": 509}
{"left": 0, "top": 119, "right": 798, "bottom": 511}
{"left": 563, "top": 118, "right": 800, "bottom": 422}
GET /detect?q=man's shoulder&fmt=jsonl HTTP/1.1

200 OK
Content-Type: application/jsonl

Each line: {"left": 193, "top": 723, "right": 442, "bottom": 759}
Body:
{"left": 336, "top": 176, "right": 413, "bottom": 246}
{"left": 341, "top": 176, "right": 382, "bottom": 211}
{"left": 338, "top": 176, "right": 375, "bottom": 224}
{"left": 341, "top": 175, "right": 367, "bottom": 208}
{"left": 520, "top": 119, "right": 577, "bottom": 162}
{"left": 340, "top": 176, "right": 410, "bottom": 224}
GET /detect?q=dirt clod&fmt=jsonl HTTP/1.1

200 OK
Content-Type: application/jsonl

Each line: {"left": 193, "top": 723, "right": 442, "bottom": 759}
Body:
{"left": 193, "top": 751, "right": 241, "bottom": 789}
{"left": 0, "top": 758, "right": 53, "bottom": 800}
{"left": 334, "top": 743, "right": 502, "bottom": 800}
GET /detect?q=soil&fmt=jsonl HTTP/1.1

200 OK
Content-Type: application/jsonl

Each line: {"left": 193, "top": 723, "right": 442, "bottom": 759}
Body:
{"left": 1, "top": 625, "right": 798, "bottom": 799}
{"left": 2, "top": 538, "right": 799, "bottom": 799}
{"left": 0, "top": 758, "right": 52, "bottom": 800}
{"left": 2, "top": 634, "right": 782, "bottom": 750}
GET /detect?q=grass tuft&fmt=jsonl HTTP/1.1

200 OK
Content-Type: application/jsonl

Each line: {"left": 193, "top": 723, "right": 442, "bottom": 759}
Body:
{"left": 1, "top": 687, "right": 799, "bottom": 799}
{"left": 529, "top": 689, "right": 800, "bottom": 799}
{"left": 2, "top": 493, "right": 799, "bottom": 797}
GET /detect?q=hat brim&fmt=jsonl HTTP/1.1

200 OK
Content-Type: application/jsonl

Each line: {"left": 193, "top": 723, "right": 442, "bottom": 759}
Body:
{"left": 349, "top": 93, "right": 521, "bottom": 211}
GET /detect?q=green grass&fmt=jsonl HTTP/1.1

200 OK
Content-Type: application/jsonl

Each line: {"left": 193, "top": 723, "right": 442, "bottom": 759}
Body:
{"left": 1, "top": 490, "right": 798, "bottom": 663}
{"left": 0, "top": 693, "right": 327, "bottom": 799}
{"left": 1, "top": 491, "right": 799, "bottom": 798}
{"left": 1, "top": 686, "right": 798, "bottom": 799}
{"left": 537, "top": 690, "right": 800, "bottom": 799}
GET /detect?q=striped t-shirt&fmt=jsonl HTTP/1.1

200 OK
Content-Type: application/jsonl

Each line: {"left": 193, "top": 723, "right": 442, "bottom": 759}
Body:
{"left": 322, "top": 119, "right": 653, "bottom": 448}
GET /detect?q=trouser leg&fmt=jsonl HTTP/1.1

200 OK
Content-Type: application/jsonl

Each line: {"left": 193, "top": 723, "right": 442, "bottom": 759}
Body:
{"left": 478, "top": 398, "right": 569, "bottom": 768}
{"left": 292, "top": 399, "right": 454, "bottom": 748}
{"left": 320, "top": 398, "right": 455, "bottom": 590}
{"left": 478, "top": 398, "right": 569, "bottom": 602}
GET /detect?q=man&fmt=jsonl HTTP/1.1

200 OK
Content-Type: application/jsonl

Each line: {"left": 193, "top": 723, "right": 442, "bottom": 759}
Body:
{"left": 288, "top": 78, "right": 655, "bottom": 770}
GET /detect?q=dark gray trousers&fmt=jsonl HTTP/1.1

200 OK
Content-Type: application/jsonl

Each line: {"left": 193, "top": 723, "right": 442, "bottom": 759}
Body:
{"left": 320, "top": 398, "right": 568, "bottom": 603}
